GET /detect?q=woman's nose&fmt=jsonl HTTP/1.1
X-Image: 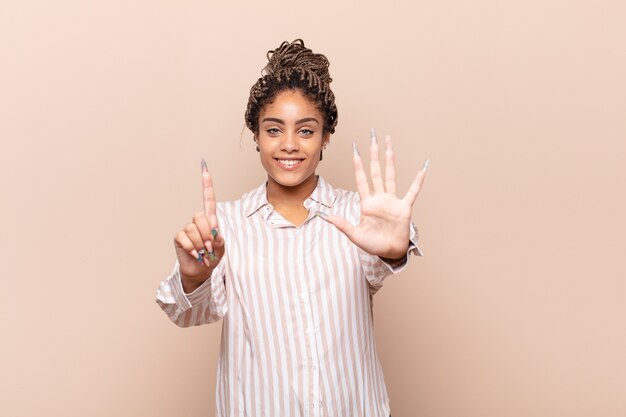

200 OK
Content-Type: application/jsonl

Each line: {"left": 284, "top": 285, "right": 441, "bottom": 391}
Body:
{"left": 280, "top": 132, "right": 299, "bottom": 152}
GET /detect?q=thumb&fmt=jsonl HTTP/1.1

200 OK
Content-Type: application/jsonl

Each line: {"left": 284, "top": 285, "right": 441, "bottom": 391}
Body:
{"left": 316, "top": 211, "right": 358, "bottom": 243}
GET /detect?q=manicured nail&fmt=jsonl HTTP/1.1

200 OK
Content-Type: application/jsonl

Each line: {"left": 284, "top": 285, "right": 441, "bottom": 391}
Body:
{"left": 211, "top": 228, "right": 218, "bottom": 238}
{"left": 192, "top": 249, "right": 200, "bottom": 262}
{"left": 315, "top": 210, "right": 328, "bottom": 219}
{"left": 204, "top": 240, "right": 213, "bottom": 253}
{"left": 422, "top": 159, "right": 430, "bottom": 171}
{"left": 201, "top": 158, "right": 208, "bottom": 173}
{"left": 352, "top": 141, "right": 360, "bottom": 156}
{"left": 370, "top": 128, "right": 377, "bottom": 144}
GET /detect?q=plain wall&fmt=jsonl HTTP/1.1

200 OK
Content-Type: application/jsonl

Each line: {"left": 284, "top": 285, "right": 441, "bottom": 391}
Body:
{"left": 1, "top": 1, "right": 625, "bottom": 416}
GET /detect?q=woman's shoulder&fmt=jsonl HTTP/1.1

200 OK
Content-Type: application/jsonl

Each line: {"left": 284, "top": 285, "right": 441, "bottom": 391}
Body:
{"left": 214, "top": 197, "right": 248, "bottom": 235}
{"left": 329, "top": 188, "right": 359, "bottom": 212}
{"left": 320, "top": 178, "right": 359, "bottom": 207}
{"left": 318, "top": 178, "right": 360, "bottom": 220}
{"left": 215, "top": 196, "right": 247, "bottom": 217}
{"left": 215, "top": 182, "right": 267, "bottom": 218}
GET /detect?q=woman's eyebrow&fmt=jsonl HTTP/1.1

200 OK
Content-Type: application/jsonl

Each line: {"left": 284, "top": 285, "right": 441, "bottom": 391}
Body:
{"left": 261, "top": 117, "right": 320, "bottom": 125}
{"left": 262, "top": 117, "right": 284, "bottom": 124}
{"left": 296, "top": 117, "right": 319, "bottom": 125}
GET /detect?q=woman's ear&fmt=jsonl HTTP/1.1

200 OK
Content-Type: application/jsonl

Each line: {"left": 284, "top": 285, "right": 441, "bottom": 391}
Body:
{"left": 320, "top": 133, "right": 331, "bottom": 161}
{"left": 322, "top": 132, "right": 331, "bottom": 149}
{"left": 254, "top": 135, "right": 259, "bottom": 152}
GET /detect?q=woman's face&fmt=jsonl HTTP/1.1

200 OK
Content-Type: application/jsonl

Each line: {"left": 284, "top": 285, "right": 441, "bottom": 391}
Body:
{"left": 256, "top": 89, "right": 329, "bottom": 190}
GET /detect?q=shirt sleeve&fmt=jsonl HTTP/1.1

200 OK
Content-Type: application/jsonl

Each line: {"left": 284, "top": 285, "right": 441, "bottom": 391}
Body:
{"left": 155, "top": 257, "right": 228, "bottom": 327}
{"left": 359, "top": 221, "right": 423, "bottom": 293}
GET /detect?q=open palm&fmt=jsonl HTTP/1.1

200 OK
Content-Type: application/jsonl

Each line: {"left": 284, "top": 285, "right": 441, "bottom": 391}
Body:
{"left": 321, "top": 131, "right": 428, "bottom": 260}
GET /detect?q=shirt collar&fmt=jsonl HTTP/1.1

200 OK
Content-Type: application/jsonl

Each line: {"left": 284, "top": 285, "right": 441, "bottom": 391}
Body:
{"left": 244, "top": 175, "right": 336, "bottom": 217}
{"left": 307, "top": 175, "right": 336, "bottom": 209}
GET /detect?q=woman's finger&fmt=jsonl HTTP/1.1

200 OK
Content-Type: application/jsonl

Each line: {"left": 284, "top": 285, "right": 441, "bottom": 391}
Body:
{"left": 209, "top": 213, "right": 225, "bottom": 251}
{"left": 352, "top": 142, "right": 370, "bottom": 199}
{"left": 201, "top": 159, "right": 217, "bottom": 218}
{"left": 202, "top": 240, "right": 215, "bottom": 266}
{"left": 210, "top": 213, "right": 222, "bottom": 243}
{"left": 175, "top": 230, "right": 200, "bottom": 261}
{"left": 316, "top": 211, "right": 358, "bottom": 245}
{"left": 184, "top": 223, "right": 208, "bottom": 253}
{"left": 212, "top": 232, "right": 225, "bottom": 252}
{"left": 384, "top": 135, "right": 397, "bottom": 196}
{"left": 193, "top": 211, "right": 213, "bottom": 245}
{"left": 402, "top": 159, "right": 429, "bottom": 206}
{"left": 369, "top": 129, "right": 385, "bottom": 193}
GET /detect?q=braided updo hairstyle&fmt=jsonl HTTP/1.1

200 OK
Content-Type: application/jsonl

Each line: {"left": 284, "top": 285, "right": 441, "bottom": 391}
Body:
{"left": 245, "top": 39, "right": 338, "bottom": 157}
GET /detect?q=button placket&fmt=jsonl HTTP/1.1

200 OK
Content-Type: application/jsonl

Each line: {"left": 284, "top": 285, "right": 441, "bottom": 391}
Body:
{"left": 295, "top": 221, "right": 322, "bottom": 417}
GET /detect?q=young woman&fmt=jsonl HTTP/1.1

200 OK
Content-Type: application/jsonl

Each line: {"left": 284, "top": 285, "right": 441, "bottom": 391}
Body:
{"left": 156, "top": 39, "right": 428, "bottom": 417}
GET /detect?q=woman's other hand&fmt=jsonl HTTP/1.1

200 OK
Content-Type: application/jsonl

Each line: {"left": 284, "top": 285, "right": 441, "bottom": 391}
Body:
{"left": 319, "top": 130, "right": 428, "bottom": 260}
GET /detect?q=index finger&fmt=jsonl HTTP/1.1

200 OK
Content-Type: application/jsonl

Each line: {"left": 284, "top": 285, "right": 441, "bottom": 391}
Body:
{"left": 201, "top": 158, "right": 216, "bottom": 217}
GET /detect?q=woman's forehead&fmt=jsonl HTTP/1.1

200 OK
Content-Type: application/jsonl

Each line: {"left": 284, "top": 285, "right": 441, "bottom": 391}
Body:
{"left": 260, "top": 90, "right": 322, "bottom": 121}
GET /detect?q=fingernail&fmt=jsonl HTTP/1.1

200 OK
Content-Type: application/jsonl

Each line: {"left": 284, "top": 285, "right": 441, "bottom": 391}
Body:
{"left": 370, "top": 128, "right": 377, "bottom": 144}
{"left": 201, "top": 158, "right": 208, "bottom": 173}
{"left": 352, "top": 141, "right": 360, "bottom": 156}
{"left": 315, "top": 210, "right": 328, "bottom": 219}
{"left": 422, "top": 159, "right": 430, "bottom": 171}
{"left": 204, "top": 240, "right": 213, "bottom": 252}
{"left": 211, "top": 228, "right": 218, "bottom": 238}
{"left": 192, "top": 249, "right": 200, "bottom": 261}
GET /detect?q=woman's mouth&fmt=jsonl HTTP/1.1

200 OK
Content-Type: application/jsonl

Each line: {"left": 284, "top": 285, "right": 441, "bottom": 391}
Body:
{"left": 275, "top": 158, "right": 304, "bottom": 169}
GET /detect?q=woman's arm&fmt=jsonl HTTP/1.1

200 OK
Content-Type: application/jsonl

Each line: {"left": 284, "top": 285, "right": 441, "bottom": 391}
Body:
{"left": 155, "top": 159, "right": 229, "bottom": 327}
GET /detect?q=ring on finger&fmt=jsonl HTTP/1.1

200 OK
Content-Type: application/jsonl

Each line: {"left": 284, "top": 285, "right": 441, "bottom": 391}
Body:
{"left": 197, "top": 248, "right": 208, "bottom": 263}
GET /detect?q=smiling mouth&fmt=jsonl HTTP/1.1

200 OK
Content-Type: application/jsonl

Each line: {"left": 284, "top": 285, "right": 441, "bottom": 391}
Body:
{"left": 275, "top": 158, "right": 304, "bottom": 168}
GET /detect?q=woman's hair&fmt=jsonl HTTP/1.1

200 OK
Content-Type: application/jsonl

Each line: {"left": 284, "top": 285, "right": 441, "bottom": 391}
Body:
{"left": 245, "top": 39, "right": 338, "bottom": 137}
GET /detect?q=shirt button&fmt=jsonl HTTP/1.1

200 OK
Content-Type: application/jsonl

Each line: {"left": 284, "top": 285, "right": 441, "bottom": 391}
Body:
{"left": 305, "top": 328, "right": 311, "bottom": 335}
{"left": 299, "top": 291, "right": 307, "bottom": 299}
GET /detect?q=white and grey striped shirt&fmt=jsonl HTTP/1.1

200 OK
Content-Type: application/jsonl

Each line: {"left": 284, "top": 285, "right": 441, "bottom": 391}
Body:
{"left": 156, "top": 175, "right": 421, "bottom": 417}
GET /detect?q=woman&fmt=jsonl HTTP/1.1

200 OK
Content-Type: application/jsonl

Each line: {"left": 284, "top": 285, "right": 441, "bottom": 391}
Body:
{"left": 156, "top": 39, "right": 428, "bottom": 417}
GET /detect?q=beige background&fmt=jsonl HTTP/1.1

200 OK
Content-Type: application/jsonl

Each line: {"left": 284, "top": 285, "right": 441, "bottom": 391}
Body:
{"left": 1, "top": 0, "right": 625, "bottom": 416}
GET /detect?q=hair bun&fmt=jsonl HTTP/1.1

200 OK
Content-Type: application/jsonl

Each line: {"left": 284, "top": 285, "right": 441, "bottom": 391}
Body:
{"left": 263, "top": 39, "right": 332, "bottom": 84}
{"left": 246, "top": 39, "right": 338, "bottom": 135}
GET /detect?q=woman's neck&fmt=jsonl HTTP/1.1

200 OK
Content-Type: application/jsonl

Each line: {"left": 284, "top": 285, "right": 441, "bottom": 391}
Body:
{"left": 266, "top": 174, "right": 318, "bottom": 208}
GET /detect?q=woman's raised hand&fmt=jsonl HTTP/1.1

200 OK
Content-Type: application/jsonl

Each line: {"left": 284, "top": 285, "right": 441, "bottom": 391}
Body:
{"left": 320, "top": 130, "right": 428, "bottom": 260}
{"left": 174, "top": 159, "right": 226, "bottom": 291}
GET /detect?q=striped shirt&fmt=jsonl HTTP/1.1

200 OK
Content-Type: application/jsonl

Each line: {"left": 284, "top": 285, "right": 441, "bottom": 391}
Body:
{"left": 156, "top": 175, "right": 421, "bottom": 417}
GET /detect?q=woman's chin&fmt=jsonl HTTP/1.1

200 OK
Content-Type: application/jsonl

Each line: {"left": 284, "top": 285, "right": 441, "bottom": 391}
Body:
{"left": 267, "top": 171, "right": 316, "bottom": 189}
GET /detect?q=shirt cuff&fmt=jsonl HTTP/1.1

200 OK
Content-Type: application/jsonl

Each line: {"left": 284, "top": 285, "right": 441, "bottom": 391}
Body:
{"left": 170, "top": 259, "right": 226, "bottom": 311}
{"left": 379, "top": 222, "right": 423, "bottom": 273}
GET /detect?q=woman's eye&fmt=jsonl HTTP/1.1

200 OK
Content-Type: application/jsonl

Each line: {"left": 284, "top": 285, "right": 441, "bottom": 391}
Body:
{"left": 300, "top": 129, "right": 314, "bottom": 135}
{"left": 267, "top": 128, "right": 281, "bottom": 135}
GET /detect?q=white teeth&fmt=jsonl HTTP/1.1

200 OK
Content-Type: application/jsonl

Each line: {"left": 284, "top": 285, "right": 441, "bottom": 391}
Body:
{"left": 277, "top": 159, "right": 302, "bottom": 167}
